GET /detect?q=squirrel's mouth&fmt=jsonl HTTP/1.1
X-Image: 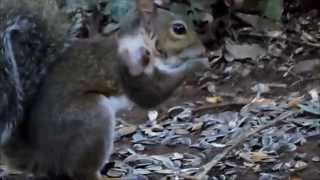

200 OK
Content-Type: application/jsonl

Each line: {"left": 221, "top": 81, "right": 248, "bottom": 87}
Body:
{"left": 180, "top": 45, "right": 207, "bottom": 59}
{"left": 158, "top": 46, "right": 208, "bottom": 68}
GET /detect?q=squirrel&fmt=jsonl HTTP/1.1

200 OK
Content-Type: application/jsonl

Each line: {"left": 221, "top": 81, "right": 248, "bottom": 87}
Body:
{"left": 0, "top": 0, "right": 208, "bottom": 179}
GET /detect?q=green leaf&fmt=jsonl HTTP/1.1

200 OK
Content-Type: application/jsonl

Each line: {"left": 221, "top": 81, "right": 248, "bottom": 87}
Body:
{"left": 259, "top": 0, "right": 283, "bottom": 22}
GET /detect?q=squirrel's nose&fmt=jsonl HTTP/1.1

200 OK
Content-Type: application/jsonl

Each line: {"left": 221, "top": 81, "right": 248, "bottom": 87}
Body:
{"left": 139, "top": 47, "right": 151, "bottom": 67}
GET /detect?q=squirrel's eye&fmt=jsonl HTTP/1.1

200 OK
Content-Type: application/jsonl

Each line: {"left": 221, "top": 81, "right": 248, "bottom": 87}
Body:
{"left": 171, "top": 21, "right": 187, "bottom": 36}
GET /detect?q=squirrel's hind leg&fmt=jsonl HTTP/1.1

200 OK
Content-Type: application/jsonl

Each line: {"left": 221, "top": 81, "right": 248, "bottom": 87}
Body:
{"left": 30, "top": 94, "right": 116, "bottom": 180}
{"left": 59, "top": 94, "right": 116, "bottom": 180}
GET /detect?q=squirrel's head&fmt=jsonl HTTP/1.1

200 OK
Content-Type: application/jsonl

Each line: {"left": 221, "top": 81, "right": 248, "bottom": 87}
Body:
{"left": 116, "top": 0, "right": 208, "bottom": 108}
{"left": 117, "top": 0, "right": 207, "bottom": 76}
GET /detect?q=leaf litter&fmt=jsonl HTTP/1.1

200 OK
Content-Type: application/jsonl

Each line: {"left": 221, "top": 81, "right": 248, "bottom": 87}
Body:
{"left": 108, "top": 94, "right": 319, "bottom": 179}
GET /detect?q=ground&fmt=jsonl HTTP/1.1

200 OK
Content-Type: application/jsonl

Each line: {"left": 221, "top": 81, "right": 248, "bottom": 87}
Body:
{"left": 111, "top": 64, "right": 320, "bottom": 180}
{"left": 108, "top": 5, "right": 320, "bottom": 180}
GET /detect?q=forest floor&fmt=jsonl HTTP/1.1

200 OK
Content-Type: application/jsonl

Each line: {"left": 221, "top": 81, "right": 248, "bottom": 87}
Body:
{"left": 109, "top": 7, "right": 320, "bottom": 180}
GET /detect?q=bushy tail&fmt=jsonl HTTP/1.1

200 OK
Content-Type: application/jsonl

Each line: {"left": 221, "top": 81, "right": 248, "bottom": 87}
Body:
{"left": 0, "top": 17, "right": 27, "bottom": 144}
{"left": 0, "top": 0, "right": 69, "bottom": 144}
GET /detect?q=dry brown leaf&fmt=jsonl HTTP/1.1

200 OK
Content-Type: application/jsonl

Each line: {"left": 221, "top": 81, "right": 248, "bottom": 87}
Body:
{"left": 250, "top": 152, "right": 269, "bottom": 162}
{"left": 252, "top": 98, "right": 275, "bottom": 105}
{"left": 289, "top": 175, "right": 303, "bottom": 180}
{"left": 206, "top": 96, "right": 223, "bottom": 104}
{"left": 288, "top": 99, "right": 301, "bottom": 109}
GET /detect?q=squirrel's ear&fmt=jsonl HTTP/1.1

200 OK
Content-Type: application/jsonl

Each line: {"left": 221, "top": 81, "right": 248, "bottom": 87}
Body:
{"left": 137, "top": 0, "right": 155, "bottom": 13}
{"left": 137, "top": 0, "right": 156, "bottom": 22}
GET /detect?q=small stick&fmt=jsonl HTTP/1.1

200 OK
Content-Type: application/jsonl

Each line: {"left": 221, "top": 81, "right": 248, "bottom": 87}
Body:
{"left": 192, "top": 101, "right": 250, "bottom": 114}
{"left": 184, "top": 111, "right": 295, "bottom": 180}
{"left": 239, "top": 32, "right": 320, "bottom": 48}
{"left": 290, "top": 77, "right": 320, "bottom": 87}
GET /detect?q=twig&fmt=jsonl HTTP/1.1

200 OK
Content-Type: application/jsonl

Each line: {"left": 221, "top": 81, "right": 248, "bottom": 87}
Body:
{"left": 290, "top": 77, "right": 320, "bottom": 87}
{"left": 192, "top": 101, "right": 250, "bottom": 114}
{"left": 184, "top": 111, "right": 295, "bottom": 180}
{"left": 239, "top": 32, "right": 320, "bottom": 48}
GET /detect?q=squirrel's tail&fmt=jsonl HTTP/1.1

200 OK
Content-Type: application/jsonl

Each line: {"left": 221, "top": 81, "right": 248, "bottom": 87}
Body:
{"left": 0, "top": 17, "right": 26, "bottom": 144}
{"left": 0, "top": 0, "right": 69, "bottom": 144}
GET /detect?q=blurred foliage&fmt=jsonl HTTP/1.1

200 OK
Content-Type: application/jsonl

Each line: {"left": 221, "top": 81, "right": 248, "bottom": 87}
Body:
{"left": 259, "top": 0, "right": 283, "bottom": 21}
{"left": 58, "top": 0, "right": 284, "bottom": 22}
{"left": 103, "top": 0, "right": 135, "bottom": 23}
{"left": 58, "top": 0, "right": 134, "bottom": 22}
{"left": 59, "top": 0, "right": 97, "bottom": 13}
{"left": 56, "top": 0, "right": 284, "bottom": 38}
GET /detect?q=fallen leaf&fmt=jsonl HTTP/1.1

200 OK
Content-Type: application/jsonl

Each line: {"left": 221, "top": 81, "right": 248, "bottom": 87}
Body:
{"left": 250, "top": 152, "right": 269, "bottom": 162}
{"left": 206, "top": 96, "right": 223, "bottom": 104}
{"left": 288, "top": 99, "right": 301, "bottom": 109}
{"left": 252, "top": 98, "right": 275, "bottom": 105}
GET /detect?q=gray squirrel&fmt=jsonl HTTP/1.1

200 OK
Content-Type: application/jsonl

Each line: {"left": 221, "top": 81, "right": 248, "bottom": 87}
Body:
{"left": 0, "top": 0, "right": 208, "bottom": 179}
